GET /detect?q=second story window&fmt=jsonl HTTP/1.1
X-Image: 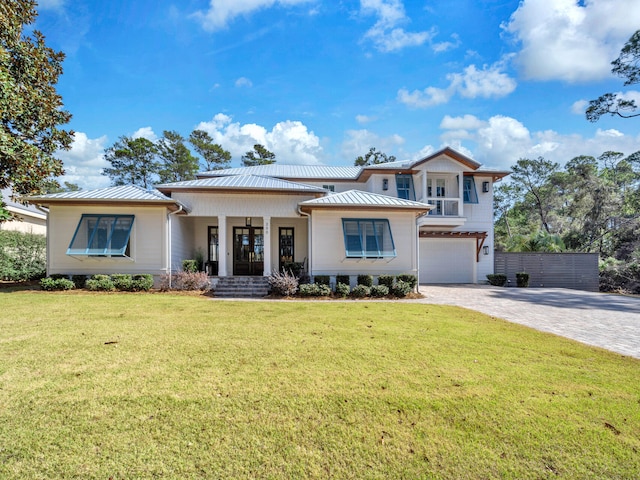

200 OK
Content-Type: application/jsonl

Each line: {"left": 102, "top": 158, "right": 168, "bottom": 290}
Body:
{"left": 463, "top": 177, "right": 478, "bottom": 203}
{"left": 395, "top": 174, "right": 415, "bottom": 200}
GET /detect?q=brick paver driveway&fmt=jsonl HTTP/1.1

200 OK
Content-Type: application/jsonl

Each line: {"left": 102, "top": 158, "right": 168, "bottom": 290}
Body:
{"left": 418, "top": 285, "right": 640, "bottom": 359}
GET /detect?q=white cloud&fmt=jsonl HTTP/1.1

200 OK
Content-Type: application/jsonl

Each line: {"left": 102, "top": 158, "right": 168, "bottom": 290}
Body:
{"left": 195, "top": 114, "right": 324, "bottom": 164}
{"left": 360, "top": 0, "right": 434, "bottom": 52}
{"left": 571, "top": 99, "right": 588, "bottom": 115}
{"left": 398, "top": 60, "right": 516, "bottom": 108}
{"left": 192, "top": 0, "right": 314, "bottom": 31}
{"left": 132, "top": 127, "right": 158, "bottom": 142}
{"left": 56, "top": 132, "right": 110, "bottom": 190}
{"left": 439, "top": 112, "right": 640, "bottom": 170}
{"left": 235, "top": 77, "right": 253, "bottom": 88}
{"left": 340, "top": 128, "right": 405, "bottom": 161}
{"left": 504, "top": 0, "right": 640, "bottom": 82}
{"left": 432, "top": 33, "right": 461, "bottom": 53}
{"left": 356, "top": 114, "right": 376, "bottom": 124}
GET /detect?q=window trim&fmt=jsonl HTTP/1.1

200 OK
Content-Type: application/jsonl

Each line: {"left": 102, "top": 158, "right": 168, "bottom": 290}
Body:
{"left": 395, "top": 174, "right": 415, "bottom": 201}
{"left": 67, "top": 214, "right": 134, "bottom": 257}
{"left": 341, "top": 218, "right": 396, "bottom": 259}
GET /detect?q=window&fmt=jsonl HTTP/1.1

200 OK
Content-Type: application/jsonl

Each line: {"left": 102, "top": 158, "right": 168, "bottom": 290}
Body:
{"left": 322, "top": 184, "right": 335, "bottom": 192}
{"left": 67, "top": 214, "right": 134, "bottom": 256}
{"left": 342, "top": 219, "right": 396, "bottom": 258}
{"left": 395, "top": 174, "right": 415, "bottom": 200}
{"left": 463, "top": 177, "right": 478, "bottom": 203}
{"left": 427, "top": 178, "right": 446, "bottom": 198}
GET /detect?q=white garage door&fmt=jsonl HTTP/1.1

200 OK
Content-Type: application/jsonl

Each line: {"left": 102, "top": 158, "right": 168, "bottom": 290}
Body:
{"left": 420, "top": 238, "right": 475, "bottom": 284}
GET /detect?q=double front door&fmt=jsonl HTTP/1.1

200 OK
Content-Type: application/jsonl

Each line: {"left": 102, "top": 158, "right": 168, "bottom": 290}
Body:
{"left": 233, "top": 227, "right": 264, "bottom": 276}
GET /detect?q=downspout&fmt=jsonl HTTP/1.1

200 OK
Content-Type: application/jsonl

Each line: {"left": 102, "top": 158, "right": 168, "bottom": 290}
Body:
{"left": 297, "top": 206, "right": 312, "bottom": 278}
{"left": 415, "top": 213, "right": 420, "bottom": 294}
{"left": 167, "top": 204, "right": 184, "bottom": 289}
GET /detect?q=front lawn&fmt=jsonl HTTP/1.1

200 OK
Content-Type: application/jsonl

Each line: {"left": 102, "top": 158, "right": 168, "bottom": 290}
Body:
{"left": 0, "top": 292, "right": 638, "bottom": 478}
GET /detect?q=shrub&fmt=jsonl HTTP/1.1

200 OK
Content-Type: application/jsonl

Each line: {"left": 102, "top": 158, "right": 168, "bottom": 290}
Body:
{"left": 268, "top": 270, "right": 299, "bottom": 296}
{"left": 390, "top": 280, "right": 411, "bottom": 297}
{"left": 357, "top": 274, "right": 373, "bottom": 287}
{"left": 313, "top": 275, "right": 330, "bottom": 286}
{"left": 131, "top": 274, "right": 154, "bottom": 291}
{"left": 71, "top": 275, "right": 87, "bottom": 289}
{"left": 40, "top": 276, "right": 75, "bottom": 291}
{"left": 182, "top": 259, "right": 199, "bottom": 273}
{"left": 396, "top": 274, "right": 417, "bottom": 289}
{"left": 516, "top": 272, "right": 530, "bottom": 288}
{"left": 370, "top": 284, "right": 389, "bottom": 297}
{"left": 599, "top": 258, "right": 640, "bottom": 293}
{"left": 111, "top": 274, "right": 133, "bottom": 291}
{"left": 351, "top": 284, "right": 371, "bottom": 298}
{"left": 334, "top": 282, "right": 350, "bottom": 298}
{"left": 298, "top": 283, "right": 331, "bottom": 297}
{"left": 86, "top": 274, "right": 115, "bottom": 292}
{"left": 336, "top": 274, "right": 350, "bottom": 286}
{"left": 0, "top": 231, "right": 46, "bottom": 281}
{"left": 282, "top": 261, "right": 304, "bottom": 277}
{"left": 165, "top": 271, "right": 210, "bottom": 291}
{"left": 377, "top": 274, "right": 395, "bottom": 288}
{"left": 486, "top": 274, "right": 507, "bottom": 287}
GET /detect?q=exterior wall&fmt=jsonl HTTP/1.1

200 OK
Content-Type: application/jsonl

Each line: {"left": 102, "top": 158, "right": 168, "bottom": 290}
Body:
{"left": 271, "top": 217, "right": 309, "bottom": 272}
{"left": 171, "top": 192, "right": 317, "bottom": 217}
{"left": 46, "top": 204, "right": 168, "bottom": 277}
{"left": 171, "top": 215, "right": 195, "bottom": 272}
{"left": 297, "top": 181, "right": 363, "bottom": 193}
{"left": 309, "top": 209, "right": 418, "bottom": 277}
{"left": 0, "top": 213, "right": 47, "bottom": 236}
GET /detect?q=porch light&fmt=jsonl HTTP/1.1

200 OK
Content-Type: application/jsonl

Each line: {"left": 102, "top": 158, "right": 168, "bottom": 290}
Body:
{"left": 246, "top": 217, "right": 252, "bottom": 226}
{"left": 382, "top": 178, "right": 389, "bottom": 191}
{"left": 483, "top": 245, "right": 489, "bottom": 255}
{"left": 482, "top": 181, "right": 490, "bottom": 193}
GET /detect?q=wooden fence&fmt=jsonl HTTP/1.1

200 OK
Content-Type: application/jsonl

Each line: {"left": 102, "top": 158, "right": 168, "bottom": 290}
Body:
{"left": 494, "top": 252, "right": 599, "bottom": 292}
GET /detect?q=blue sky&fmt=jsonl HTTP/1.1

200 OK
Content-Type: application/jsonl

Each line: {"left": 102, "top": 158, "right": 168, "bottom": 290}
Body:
{"left": 34, "top": 0, "right": 640, "bottom": 189}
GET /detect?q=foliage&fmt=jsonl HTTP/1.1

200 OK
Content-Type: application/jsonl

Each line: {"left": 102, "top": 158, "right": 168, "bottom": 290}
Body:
{"left": 241, "top": 144, "right": 275, "bottom": 167}
{"left": 102, "top": 136, "right": 159, "bottom": 188}
{"left": 587, "top": 30, "right": 640, "bottom": 121}
{"left": 157, "top": 130, "right": 199, "bottom": 183}
{"left": 396, "top": 274, "right": 417, "bottom": 289}
{"left": 85, "top": 274, "right": 115, "bottom": 292}
{"left": 335, "top": 274, "right": 350, "bottom": 286}
{"left": 370, "top": 284, "right": 389, "bottom": 297}
{"left": 516, "top": 272, "right": 530, "bottom": 288}
{"left": 350, "top": 284, "right": 370, "bottom": 298}
{"left": 390, "top": 280, "right": 412, "bottom": 297}
{"left": 131, "top": 274, "right": 154, "bottom": 291}
{"left": 182, "top": 259, "right": 199, "bottom": 273}
{"left": 282, "top": 261, "right": 304, "bottom": 277}
{"left": 0, "top": 0, "right": 73, "bottom": 207}
{"left": 188, "top": 129, "right": 231, "bottom": 171}
{"left": 599, "top": 257, "right": 640, "bottom": 294}
{"left": 39, "top": 276, "right": 74, "bottom": 291}
{"left": 160, "top": 271, "right": 210, "bottom": 291}
{"left": 298, "top": 283, "right": 331, "bottom": 297}
{"left": 313, "top": 275, "right": 330, "bottom": 286}
{"left": 377, "top": 274, "right": 395, "bottom": 288}
{"left": 354, "top": 147, "right": 396, "bottom": 166}
{"left": 110, "top": 274, "right": 133, "bottom": 291}
{"left": 267, "top": 270, "right": 299, "bottom": 297}
{"left": 0, "top": 230, "right": 46, "bottom": 281}
{"left": 486, "top": 274, "right": 507, "bottom": 287}
{"left": 1, "top": 295, "right": 639, "bottom": 479}
{"left": 334, "top": 282, "right": 350, "bottom": 297}
{"left": 504, "top": 230, "right": 565, "bottom": 253}
{"left": 356, "top": 274, "right": 373, "bottom": 287}
{"left": 71, "top": 274, "right": 86, "bottom": 289}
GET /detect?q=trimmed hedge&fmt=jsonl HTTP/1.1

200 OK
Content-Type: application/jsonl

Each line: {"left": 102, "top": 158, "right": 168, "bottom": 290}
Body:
{"left": 357, "top": 274, "right": 373, "bottom": 287}
{"left": 313, "top": 275, "right": 330, "bottom": 286}
{"left": 486, "top": 274, "right": 507, "bottom": 287}
{"left": 40, "top": 277, "right": 75, "bottom": 291}
{"left": 86, "top": 274, "right": 115, "bottom": 292}
{"left": 299, "top": 283, "right": 331, "bottom": 297}
{"left": 336, "top": 274, "right": 350, "bottom": 286}
{"left": 377, "top": 274, "right": 395, "bottom": 288}
{"left": 351, "top": 284, "right": 371, "bottom": 298}
{"left": 335, "top": 282, "right": 350, "bottom": 297}
{"left": 370, "top": 284, "right": 389, "bottom": 297}
{"left": 390, "top": 280, "right": 411, "bottom": 297}
{"left": 0, "top": 231, "right": 46, "bottom": 281}
{"left": 396, "top": 274, "right": 417, "bottom": 289}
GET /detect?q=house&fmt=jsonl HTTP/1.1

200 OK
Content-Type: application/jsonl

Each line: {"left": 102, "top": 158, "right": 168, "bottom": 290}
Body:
{"left": 25, "top": 147, "right": 509, "bottom": 286}
{"left": 1, "top": 188, "right": 47, "bottom": 236}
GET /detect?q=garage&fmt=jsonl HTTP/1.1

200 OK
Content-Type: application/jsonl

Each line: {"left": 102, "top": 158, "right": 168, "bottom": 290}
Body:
{"left": 419, "top": 236, "right": 476, "bottom": 284}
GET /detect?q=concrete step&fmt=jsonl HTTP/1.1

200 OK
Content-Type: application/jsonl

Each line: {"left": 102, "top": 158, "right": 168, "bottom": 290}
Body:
{"left": 212, "top": 276, "right": 270, "bottom": 298}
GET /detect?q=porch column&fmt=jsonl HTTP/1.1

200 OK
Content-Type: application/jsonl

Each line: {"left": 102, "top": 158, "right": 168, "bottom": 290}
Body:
{"left": 458, "top": 173, "right": 464, "bottom": 216}
{"left": 421, "top": 171, "right": 428, "bottom": 203}
{"left": 263, "top": 216, "right": 271, "bottom": 276}
{"left": 218, "top": 215, "right": 227, "bottom": 276}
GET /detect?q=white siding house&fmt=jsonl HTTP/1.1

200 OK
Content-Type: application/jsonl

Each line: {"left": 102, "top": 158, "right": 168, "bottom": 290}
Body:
{"left": 26, "top": 147, "right": 508, "bottom": 285}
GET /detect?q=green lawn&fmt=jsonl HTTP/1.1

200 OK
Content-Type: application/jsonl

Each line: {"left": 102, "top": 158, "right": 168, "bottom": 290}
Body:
{"left": 1, "top": 292, "right": 638, "bottom": 479}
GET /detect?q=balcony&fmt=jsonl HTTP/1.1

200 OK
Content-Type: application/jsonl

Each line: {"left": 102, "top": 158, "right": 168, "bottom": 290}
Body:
{"left": 419, "top": 197, "right": 466, "bottom": 227}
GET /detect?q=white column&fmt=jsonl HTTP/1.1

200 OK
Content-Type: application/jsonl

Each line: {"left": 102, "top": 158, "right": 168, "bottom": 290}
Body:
{"left": 421, "top": 172, "right": 428, "bottom": 202}
{"left": 263, "top": 216, "right": 271, "bottom": 276}
{"left": 218, "top": 215, "right": 227, "bottom": 276}
{"left": 458, "top": 173, "right": 464, "bottom": 216}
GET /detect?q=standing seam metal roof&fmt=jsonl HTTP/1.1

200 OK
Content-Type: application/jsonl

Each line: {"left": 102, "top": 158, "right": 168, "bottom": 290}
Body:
{"left": 157, "top": 175, "right": 327, "bottom": 192}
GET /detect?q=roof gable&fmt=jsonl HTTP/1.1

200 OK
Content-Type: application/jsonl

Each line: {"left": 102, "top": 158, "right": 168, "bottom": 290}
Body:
{"left": 299, "top": 190, "right": 431, "bottom": 213}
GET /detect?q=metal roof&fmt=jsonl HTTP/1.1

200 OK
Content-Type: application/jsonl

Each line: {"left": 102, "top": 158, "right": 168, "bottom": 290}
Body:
{"left": 25, "top": 185, "right": 180, "bottom": 204}
{"left": 2, "top": 188, "right": 44, "bottom": 215}
{"left": 199, "top": 164, "right": 363, "bottom": 180}
{"left": 157, "top": 175, "right": 327, "bottom": 192}
{"left": 299, "top": 190, "right": 432, "bottom": 211}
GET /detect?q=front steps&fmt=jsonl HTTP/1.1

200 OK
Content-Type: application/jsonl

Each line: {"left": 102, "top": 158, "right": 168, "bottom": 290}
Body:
{"left": 211, "top": 276, "right": 270, "bottom": 298}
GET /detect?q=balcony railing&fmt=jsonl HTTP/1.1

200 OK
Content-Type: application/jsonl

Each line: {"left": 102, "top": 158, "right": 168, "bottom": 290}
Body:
{"left": 427, "top": 198, "right": 460, "bottom": 216}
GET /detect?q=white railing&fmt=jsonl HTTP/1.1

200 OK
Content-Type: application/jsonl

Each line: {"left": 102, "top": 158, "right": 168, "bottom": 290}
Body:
{"left": 427, "top": 198, "right": 460, "bottom": 216}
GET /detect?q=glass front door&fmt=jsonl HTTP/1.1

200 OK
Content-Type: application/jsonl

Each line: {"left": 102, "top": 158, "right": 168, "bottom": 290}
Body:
{"left": 233, "top": 227, "right": 264, "bottom": 276}
{"left": 279, "top": 227, "right": 294, "bottom": 272}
